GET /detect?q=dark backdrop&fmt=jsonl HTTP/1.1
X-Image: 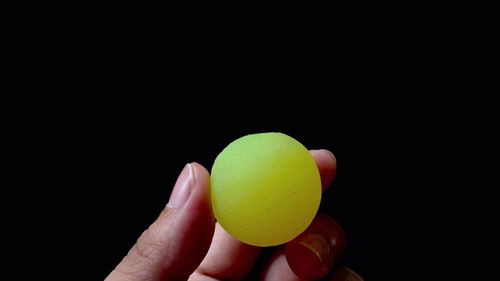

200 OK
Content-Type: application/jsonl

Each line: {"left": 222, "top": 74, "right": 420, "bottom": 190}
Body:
{"left": 11, "top": 9, "right": 480, "bottom": 280}
{"left": 50, "top": 22, "right": 452, "bottom": 280}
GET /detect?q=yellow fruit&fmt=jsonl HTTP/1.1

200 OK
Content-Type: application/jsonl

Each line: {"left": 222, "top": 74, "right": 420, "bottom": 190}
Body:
{"left": 211, "top": 132, "right": 321, "bottom": 246}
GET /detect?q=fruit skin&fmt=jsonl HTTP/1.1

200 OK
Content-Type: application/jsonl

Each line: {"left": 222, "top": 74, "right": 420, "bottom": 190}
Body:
{"left": 210, "top": 132, "right": 321, "bottom": 247}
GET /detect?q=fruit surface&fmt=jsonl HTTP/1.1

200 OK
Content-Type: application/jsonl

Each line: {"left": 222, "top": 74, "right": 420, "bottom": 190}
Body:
{"left": 211, "top": 132, "right": 321, "bottom": 246}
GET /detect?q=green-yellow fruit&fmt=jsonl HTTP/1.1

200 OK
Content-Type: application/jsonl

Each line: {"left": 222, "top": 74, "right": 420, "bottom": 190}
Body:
{"left": 210, "top": 132, "right": 321, "bottom": 247}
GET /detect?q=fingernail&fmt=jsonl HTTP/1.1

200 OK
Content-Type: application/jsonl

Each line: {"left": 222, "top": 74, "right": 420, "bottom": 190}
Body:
{"left": 329, "top": 266, "right": 364, "bottom": 281}
{"left": 286, "top": 233, "right": 330, "bottom": 279}
{"left": 324, "top": 149, "right": 336, "bottom": 163}
{"left": 310, "top": 149, "right": 336, "bottom": 163}
{"left": 286, "top": 214, "right": 346, "bottom": 280}
{"left": 299, "top": 232, "right": 330, "bottom": 265}
{"left": 167, "top": 163, "right": 194, "bottom": 209}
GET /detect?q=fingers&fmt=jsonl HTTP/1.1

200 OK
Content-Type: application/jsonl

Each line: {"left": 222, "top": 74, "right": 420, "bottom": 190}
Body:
{"left": 106, "top": 163, "right": 215, "bottom": 281}
{"left": 191, "top": 149, "right": 337, "bottom": 280}
{"left": 310, "top": 149, "right": 337, "bottom": 192}
{"left": 191, "top": 223, "right": 261, "bottom": 280}
{"left": 286, "top": 214, "right": 346, "bottom": 279}
{"left": 261, "top": 214, "right": 346, "bottom": 280}
{"left": 105, "top": 149, "right": 340, "bottom": 281}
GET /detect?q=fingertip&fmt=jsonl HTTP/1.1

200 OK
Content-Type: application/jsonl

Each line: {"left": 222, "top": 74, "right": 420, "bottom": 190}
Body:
{"left": 285, "top": 233, "right": 330, "bottom": 279}
{"left": 189, "top": 162, "right": 210, "bottom": 181}
{"left": 285, "top": 214, "right": 346, "bottom": 280}
{"left": 181, "top": 162, "right": 210, "bottom": 206}
{"left": 163, "top": 162, "right": 215, "bottom": 279}
{"left": 167, "top": 162, "right": 211, "bottom": 209}
{"left": 310, "top": 149, "right": 337, "bottom": 191}
{"left": 107, "top": 162, "right": 215, "bottom": 281}
{"left": 178, "top": 161, "right": 215, "bottom": 226}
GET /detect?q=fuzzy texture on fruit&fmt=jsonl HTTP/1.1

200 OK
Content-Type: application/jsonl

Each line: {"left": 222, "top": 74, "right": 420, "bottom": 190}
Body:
{"left": 211, "top": 132, "right": 321, "bottom": 247}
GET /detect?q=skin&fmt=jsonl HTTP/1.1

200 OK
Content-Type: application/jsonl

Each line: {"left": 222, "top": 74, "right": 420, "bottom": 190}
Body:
{"left": 106, "top": 149, "right": 362, "bottom": 281}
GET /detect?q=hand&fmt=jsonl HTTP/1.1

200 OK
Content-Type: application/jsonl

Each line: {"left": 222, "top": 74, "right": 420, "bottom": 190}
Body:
{"left": 106, "top": 150, "right": 362, "bottom": 281}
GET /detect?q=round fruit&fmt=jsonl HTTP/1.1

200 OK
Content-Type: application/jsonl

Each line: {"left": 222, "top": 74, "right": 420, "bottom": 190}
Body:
{"left": 210, "top": 132, "right": 321, "bottom": 246}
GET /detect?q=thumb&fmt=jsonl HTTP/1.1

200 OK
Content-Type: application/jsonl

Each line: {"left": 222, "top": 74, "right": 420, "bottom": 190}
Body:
{"left": 106, "top": 163, "right": 215, "bottom": 281}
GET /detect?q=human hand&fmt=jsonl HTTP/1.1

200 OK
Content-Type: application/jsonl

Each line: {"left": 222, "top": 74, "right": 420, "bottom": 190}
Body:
{"left": 105, "top": 149, "right": 362, "bottom": 281}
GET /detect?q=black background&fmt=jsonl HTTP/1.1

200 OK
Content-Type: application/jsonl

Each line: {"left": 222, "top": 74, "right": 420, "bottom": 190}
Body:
{"left": 19, "top": 15, "right": 475, "bottom": 280}
{"left": 44, "top": 49, "right": 448, "bottom": 280}
{"left": 30, "top": 75, "right": 467, "bottom": 280}
{"left": 7, "top": 6, "right": 490, "bottom": 280}
{"left": 27, "top": 54, "right": 461, "bottom": 280}
{"left": 23, "top": 83, "right": 475, "bottom": 280}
